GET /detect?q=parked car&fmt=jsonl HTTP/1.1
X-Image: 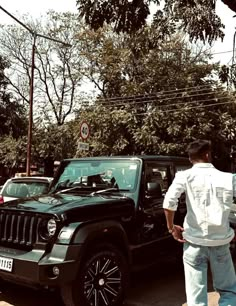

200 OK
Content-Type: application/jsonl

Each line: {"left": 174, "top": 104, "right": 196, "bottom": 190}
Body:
{"left": 0, "top": 176, "right": 53, "bottom": 203}
{"left": 0, "top": 155, "right": 199, "bottom": 306}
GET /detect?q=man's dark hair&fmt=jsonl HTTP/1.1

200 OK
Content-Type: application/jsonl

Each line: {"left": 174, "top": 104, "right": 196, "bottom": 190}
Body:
{"left": 187, "top": 140, "right": 211, "bottom": 160}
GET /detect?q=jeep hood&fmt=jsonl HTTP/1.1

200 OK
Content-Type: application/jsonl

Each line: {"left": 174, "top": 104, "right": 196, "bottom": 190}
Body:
{"left": 0, "top": 193, "right": 135, "bottom": 221}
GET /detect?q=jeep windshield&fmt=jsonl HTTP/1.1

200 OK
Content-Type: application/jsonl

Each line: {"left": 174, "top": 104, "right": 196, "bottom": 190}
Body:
{"left": 50, "top": 159, "right": 141, "bottom": 194}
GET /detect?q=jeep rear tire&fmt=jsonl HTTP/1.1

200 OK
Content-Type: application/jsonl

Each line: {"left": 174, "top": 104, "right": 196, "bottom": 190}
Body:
{"left": 61, "top": 244, "right": 129, "bottom": 306}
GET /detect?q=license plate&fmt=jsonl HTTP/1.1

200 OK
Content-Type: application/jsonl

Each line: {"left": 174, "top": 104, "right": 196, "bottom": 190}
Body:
{"left": 0, "top": 256, "right": 13, "bottom": 272}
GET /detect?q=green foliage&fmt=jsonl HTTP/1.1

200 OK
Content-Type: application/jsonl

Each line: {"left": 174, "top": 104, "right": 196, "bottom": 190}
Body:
{"left": 73, "top": 87, "right": 236, "bottom": 172}
{"left": 0, "top": 12, "right": 84, "bottom": 125}
{"left": 0, "top": 122, "right": 77, "bottom": 170}
{"left": 0, "top": 136, "right": 27, "bottom": 168}
{"left": 77, "top": 0, "right": 152, "bottom": 34}
{"left": 79, "top": 27, "right": 217, "bottom": 97}
{"left": 0, "top": 9, "right": 234, "bottom": 171}
{"left": 163, "top": 0, "right": 224, "bottom": 44}
{"left": 0, "top": 55, "right": 27, "bottom": 138}
{"left": 72, "top": 26, "right": 236, "bottom": 167}
{"left": 131, "top": 89, "right": 235, "bottom": 157}
{"left": 74, "top": 106, "right": 135, "bottom": 156}
{"left": 76, "top": 0, "right": 225, "bottom": 44}
{"left": 32, "top": 121, "right": 77, "bottom": 163}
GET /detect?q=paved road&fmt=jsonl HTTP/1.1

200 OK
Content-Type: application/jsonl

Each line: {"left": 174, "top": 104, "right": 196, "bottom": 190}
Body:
{"left": 0, "top": 259, "right": 219, "bottom": 306}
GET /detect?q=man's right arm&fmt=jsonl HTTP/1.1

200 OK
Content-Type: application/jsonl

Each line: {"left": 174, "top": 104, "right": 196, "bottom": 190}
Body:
{"left": 233, "top": 174, "right": 236, "bottom": 199}
{"left": 163, "top": 171, "right": 186, "bottom": 242}
{"left": 163, "top": 171, "right": 186, "bottom": 211}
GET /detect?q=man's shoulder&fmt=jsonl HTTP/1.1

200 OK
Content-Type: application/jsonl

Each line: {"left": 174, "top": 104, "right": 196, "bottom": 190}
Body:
{"left": 175, "top": 168, "right": 191, "bottom": 179}
{"left": 213, "top": 168, "right": 233, "bottom": 177}
{"left": 212, "top": 169, "right": 233, "bottom": 185}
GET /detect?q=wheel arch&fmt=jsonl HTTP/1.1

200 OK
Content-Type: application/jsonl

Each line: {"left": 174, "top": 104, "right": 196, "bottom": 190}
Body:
{"left": 72, "top": 220, "right": 131, "bottom": 265}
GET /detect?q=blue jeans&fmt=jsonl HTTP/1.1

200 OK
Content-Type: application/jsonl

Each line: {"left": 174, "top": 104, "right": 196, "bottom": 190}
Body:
{"left": 183, "top": 242, "right": 236, "bottom": 306}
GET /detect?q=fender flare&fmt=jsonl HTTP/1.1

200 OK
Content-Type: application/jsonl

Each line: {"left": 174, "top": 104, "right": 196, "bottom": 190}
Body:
{"left": 72, "top": 220, "right": 131, "bottom": 263}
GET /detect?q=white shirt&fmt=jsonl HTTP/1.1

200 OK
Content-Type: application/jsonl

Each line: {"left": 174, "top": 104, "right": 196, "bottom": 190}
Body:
{"left": 163, "top": 163, "right": 236, "bottom": 246}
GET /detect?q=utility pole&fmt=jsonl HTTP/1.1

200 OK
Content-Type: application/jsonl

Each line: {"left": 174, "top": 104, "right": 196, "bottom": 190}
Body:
{"left": 231, "top": 15, "right": 236, "bottom": 89}
{"left": 26, "top": 34, "right": 36, "bottom": 176}
{"left": 0, "top": 6, "right": 71, "bottom": 176}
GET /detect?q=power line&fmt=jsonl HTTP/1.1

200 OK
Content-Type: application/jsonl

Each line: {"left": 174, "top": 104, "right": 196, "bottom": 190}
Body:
{"left": 83, "top": 84, "right": 220, "bottom": 104}
{"left": 95, "top": 90, "right": 226, "bottom": 107}
{"left": 147, "top": 95, "right": 230, "bottom": 109}
{"left": 211, "top": 50, "right": 236, "bottom": 56}
{"left": 81, "top": 96, "right": 234, "bottom": 114}
{"left": 132, "top": 98, "right": 234, "bottom": 116}
{"left": 81, "top": 88, "right": 229, "bottom": 108}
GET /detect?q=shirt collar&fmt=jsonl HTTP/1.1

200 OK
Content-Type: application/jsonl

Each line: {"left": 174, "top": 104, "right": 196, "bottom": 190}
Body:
{"left": 192, "top": 163, "right": 215, "bottom": 168}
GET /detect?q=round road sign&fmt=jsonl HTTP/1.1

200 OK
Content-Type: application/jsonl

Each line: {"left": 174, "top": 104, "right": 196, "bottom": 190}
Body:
{"left": 80, "top": 121, "right": 90, "bottom": 140}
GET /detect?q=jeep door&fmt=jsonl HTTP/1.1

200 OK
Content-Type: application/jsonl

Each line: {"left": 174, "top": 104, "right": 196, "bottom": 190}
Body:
{"left": 132, "top": 161, "right": 176, "bottom": 265}
{"left": 132, "top": 159, "right": 191, "bottom": 266}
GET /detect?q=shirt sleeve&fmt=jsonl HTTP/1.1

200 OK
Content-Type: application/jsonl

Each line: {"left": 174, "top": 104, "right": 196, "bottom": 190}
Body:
{"left": 233, "top": 174, "right": 236, "bottom": 198}
{"left": 163, "top": 171, "right": 186, "bottom": 211}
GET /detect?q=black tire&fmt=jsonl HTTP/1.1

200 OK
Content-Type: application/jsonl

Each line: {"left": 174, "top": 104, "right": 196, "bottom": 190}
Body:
{"left": 61, "top": 244, "right": 129, "bottom": 306}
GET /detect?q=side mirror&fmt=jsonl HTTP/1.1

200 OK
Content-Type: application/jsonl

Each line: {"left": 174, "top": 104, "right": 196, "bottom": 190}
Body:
{"left": 146, "top": 182, "right": 162, "bottom": 198}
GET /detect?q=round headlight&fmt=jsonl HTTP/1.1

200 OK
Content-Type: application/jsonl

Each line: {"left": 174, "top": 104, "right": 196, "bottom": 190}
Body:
{"left": 47, "top": 219, "right": 57, "bottom": 236}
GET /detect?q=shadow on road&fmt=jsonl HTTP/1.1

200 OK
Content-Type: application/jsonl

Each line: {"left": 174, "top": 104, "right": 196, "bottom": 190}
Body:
{"left": 0, "top": 258, "right": 218, "bottom": 306}
{"left": 125, "top": 258, "right": 186, "bottom": 306}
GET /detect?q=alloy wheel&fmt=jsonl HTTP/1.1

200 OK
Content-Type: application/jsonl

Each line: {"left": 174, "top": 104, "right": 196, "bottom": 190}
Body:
{"left": 83, "top": 255, "right": 122, "bottom": 306}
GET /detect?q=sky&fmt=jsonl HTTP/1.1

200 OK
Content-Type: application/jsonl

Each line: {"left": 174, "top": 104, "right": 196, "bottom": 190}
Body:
{"left": 0, "top": 0, "right": 235, "bottom": 65}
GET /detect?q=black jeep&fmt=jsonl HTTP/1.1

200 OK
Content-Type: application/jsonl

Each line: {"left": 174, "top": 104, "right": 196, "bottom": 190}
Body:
{"left": 0, "top": 156, "right": 191, "bottom": 306}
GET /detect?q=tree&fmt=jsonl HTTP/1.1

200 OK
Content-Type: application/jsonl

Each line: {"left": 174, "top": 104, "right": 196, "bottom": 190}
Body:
{"left": 32, "top": 121, "right": 77, "bottom": 175}
{"left": 71, "top": 25, "right": 236, "bottom": 170}
{"left": 130, "top": 87, "right": 236, "bottom": 170}
{"left": 78, "top": 26, "right": 218, "bottom": 99}
{"left": 0, "top": 136, "right": 28, "bottom": 175}
{"left": 75, "top": 85, "right": 236, "bottom": 172}
{"left": 0, "top": 12, "right": 84, "bottom": 125}
{"left": 0, "top": 55, "right": 27, "bottom": 138}
{"left": 0, "top": 121, "right": 77, "bottom": 176}
{"left": 0, "top": 55, "right": 27, "bottom": 175}
{"left": 76, "top": 0, "right": 225, "bottom": 44}
{"left": 74, "top": 106, "right": 135, "bottom": 157}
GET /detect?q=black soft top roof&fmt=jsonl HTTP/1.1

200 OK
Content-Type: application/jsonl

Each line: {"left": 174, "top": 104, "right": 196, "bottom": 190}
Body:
{"left": 63, "top": 155, "right": 189, "bottom": 162}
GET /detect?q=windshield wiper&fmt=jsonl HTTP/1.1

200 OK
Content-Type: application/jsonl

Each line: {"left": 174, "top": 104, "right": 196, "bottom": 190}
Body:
{"left": 55, "top": 185, "right": 89, "bottom": 194}
{"left": 91, "top": 188, "right": 129, "bottom": 196}
{"left": 52, "top": 179, "right": 72, "bottom": 192}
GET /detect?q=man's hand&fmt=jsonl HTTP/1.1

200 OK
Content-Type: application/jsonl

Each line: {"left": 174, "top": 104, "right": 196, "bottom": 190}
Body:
{"left": 172, "top": 225, "right": 186, "bottom": 243}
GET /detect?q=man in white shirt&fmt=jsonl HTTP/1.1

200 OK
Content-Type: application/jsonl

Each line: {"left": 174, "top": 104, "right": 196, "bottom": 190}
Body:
{"left": 163, "top": 139, "right": 236, "bottom": 306}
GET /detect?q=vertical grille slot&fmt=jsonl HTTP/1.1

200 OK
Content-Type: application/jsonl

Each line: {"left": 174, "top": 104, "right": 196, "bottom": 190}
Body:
{"left": 8, "top": 214, "right": 16, "bottom": 242}
{"left": 3, "top": 214, "right": 9, "bottom": 242}
{"left": 28, "top": 217, "right": 36, "bottom": 246}
{"left": 21, "top": 215, "right": 29, "bottom": 245}
{"left": 0, "top": 210, "right": 44, "bottom": 249}
{"left": 14, "top": 215, "right": 23, "bottom": 244}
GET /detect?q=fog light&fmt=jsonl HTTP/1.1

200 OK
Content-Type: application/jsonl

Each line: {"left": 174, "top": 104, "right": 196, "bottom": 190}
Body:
{"left": 52, "top": 266, "right": 60, "bottom": 276}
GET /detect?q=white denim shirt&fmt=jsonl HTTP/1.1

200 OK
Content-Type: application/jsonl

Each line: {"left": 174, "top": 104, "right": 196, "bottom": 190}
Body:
{"left": 163, "top": 163, "right": 236, "bottom": 246}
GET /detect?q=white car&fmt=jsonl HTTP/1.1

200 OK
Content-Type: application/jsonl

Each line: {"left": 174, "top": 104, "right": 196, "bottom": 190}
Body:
{"left": 0, "top": 176, "right": 53, "bottom": 203}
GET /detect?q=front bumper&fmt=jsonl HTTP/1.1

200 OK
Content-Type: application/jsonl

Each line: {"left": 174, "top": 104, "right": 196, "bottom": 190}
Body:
{"left": 0, "top": 244, "right": 82, "bottom": 287}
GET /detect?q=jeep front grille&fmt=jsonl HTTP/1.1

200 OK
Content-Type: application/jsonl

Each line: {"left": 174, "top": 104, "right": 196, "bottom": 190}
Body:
{"left": 0, "top": 210, "right": 43, "bottom": 249}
